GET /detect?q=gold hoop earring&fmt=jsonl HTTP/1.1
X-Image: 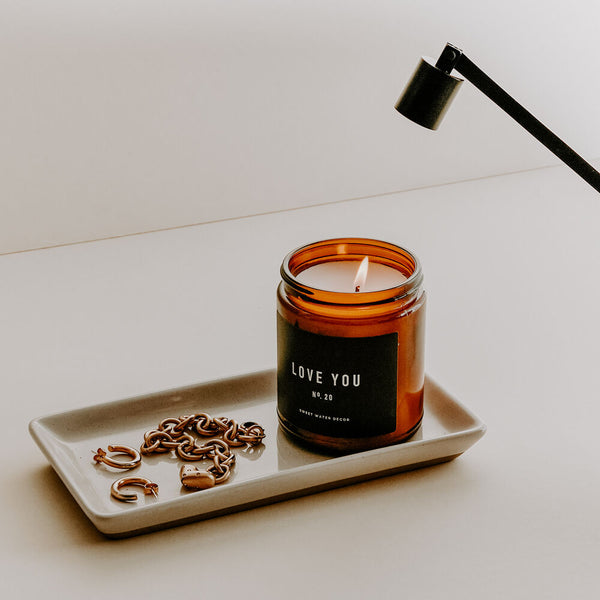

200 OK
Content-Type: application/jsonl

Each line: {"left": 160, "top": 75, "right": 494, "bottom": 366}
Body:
{"left": 93, "top": 445, "right": 142, "bottom": 470}
{"left": 110, "top": 477, "right": 159, "bottom": 502}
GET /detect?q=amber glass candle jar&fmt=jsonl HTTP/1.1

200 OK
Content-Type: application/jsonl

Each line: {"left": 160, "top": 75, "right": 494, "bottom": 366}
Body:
{"left": 277, "top": 238, "right": 426, "bottom": 453}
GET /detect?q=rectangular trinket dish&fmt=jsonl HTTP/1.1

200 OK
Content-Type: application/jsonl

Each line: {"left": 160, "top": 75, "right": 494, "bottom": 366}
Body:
{"left": 29, "top": 370, "right": 486, "bottom": 537}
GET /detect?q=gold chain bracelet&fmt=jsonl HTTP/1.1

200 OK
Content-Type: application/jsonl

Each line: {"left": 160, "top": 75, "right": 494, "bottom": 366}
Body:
{"left": 140, "top": 413, "right": 265, "bottom": 489}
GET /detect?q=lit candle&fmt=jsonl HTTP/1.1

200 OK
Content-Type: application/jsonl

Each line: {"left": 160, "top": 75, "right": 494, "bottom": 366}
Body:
{"left": 277, "top": 238, "right": 426, "bottom": 454}
{"left": 296, "top": 256, "right": 407, "bottom": 293}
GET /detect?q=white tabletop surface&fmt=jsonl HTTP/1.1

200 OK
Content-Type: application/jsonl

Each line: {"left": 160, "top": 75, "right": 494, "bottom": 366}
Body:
{"left": 3, "top": 165, "right": 599, "bottom": 598}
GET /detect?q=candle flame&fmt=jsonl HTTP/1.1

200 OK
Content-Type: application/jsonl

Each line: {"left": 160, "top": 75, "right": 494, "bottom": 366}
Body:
{"left": 353, "top": 257, "right": 369, "bottom": 292}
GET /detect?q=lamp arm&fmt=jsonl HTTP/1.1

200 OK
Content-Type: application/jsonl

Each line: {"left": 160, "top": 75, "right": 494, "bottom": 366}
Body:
{"left": 437, "top": 44, "right": 600, "bottom": 193}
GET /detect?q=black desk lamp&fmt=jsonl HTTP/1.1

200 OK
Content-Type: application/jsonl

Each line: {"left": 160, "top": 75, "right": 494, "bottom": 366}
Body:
{"left": 395, "top": 43, "right": 600, "bottom": 193}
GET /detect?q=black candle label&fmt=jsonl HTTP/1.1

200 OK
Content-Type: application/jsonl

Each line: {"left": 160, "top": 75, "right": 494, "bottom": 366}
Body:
{"left": 277, "top": 314, "right": 398, "bottom": 438}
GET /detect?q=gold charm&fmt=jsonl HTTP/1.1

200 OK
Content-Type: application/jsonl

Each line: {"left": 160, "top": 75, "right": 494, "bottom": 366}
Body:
{"left": 179, "top": 464, "right": 217, "bottom": 489}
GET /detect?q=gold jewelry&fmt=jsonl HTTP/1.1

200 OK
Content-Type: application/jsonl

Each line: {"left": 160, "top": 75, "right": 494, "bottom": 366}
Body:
{"left": 93, "top": 445, "right": 142, "bottom": 470}
{"left": 141, "top": 413, "right": 265, "bottom": 489}
{"left": 179, "top": 464, "right": 217, "bottom": 489}
{"left": 110, "top": 477, "right": 159, "bottom": 502}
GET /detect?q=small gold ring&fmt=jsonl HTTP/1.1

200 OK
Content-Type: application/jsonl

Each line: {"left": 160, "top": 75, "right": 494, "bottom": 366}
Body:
{"left": 93, "top": 445, "right": 142, "bottom": 470}
{"left": 110, "top": 477, "right": 159, "bottom": 502}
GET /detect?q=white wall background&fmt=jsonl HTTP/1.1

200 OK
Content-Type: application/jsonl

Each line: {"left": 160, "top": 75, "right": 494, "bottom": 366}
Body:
{"left": 1, "top": 0, "right": 599, "bottom": 254}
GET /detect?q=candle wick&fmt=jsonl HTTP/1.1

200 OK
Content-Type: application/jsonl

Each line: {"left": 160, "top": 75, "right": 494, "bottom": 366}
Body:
{"left": 354, "top": 285, "right": 360, "bottom": 293}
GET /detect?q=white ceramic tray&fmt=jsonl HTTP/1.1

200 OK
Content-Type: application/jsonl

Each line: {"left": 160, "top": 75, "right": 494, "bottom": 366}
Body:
{"left": 29, "top": 370, "right": 485, "bottom": 537}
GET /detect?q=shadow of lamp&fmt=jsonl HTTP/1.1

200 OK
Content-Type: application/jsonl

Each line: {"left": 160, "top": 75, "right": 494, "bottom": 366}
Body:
{"left": 395, "top": 43, "right": 600, "bottom": 193}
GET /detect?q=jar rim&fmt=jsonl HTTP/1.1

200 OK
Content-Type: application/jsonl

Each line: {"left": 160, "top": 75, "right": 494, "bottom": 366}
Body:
{"left": 280, "top": 237, "right": 423, "bottom": 305}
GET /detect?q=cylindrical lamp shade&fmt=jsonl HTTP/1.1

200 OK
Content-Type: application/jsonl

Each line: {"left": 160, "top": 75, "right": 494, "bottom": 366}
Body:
{"left": 395, "top": 57, "right": 463, "bottom": 130}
